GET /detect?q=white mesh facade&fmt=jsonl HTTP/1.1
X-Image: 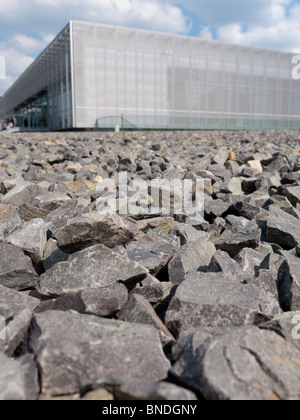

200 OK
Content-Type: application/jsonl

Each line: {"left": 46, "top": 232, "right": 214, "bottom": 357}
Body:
{"left": 0, "top": 24, "right": 72, "bottom": 131}
{"left": 1, "top": 20, "right": 300, "bottom": 131}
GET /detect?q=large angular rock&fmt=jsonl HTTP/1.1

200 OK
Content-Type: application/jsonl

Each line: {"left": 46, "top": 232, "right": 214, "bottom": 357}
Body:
{"left": 1, "top": 182, "right": 38, "bottom": 207}
{"left": 260, "top": 311, "right": 300, "bottom": 351}
{"left": 35, "top": 283, "right": 128, "bottom": 317}
{"left": 234, "top": 248, "right": 265, "bottom": 279}
{"left": 118, "top": 294, "right": 174, "bottom": 345}
{"left": 205, "top": 250, "right": 245, "bottom": 282}
{"left": 7, "top": 218, "right": 47, "bottom": 266}
{"left": 166, "top": 273, "right": 260, "bottom": 336}
{"left": 171, "top": 327, "right": 300, "bottom": 400}
{"left": 57, "top": 213, "right": 139, "bottom": 253}
{"left": 29, "top": 311, "right": 171, "bottom": 396}
{"left": 277, "top": 259, "right": 300, "bottom": 311}
{"left": 219, "top": 177, "right": 242, "bottom": 195}
{"left": 0, "top": 353, "right": 39, "bottom": 400}
{"left": 0, "top": 243, "right": 38, "bottom": 290}
{"left": 34, "top": 191, "right": 71, "bottom": 211}
{"left": 247, "top": 270, "right": 282, "bottom": 321}
{"left": 281, "top": 185, "right": 300, "bottom": 208}
{"left": 37, "top": 245, "right": 148, "bottom": 297}
{"left": 267, "top": 206, "right": 300, "bottom": 249}
{"left": 44, "top": 200, "right": 79, "bottom": 238}
{"left": 126, "top": 234, "right": 179, "bottom": 275}
{"left": 168, "top": 240, "right": 216, "bottom": 285}
{"left": 213, "top": 231, "right": 260, "bottom": 258}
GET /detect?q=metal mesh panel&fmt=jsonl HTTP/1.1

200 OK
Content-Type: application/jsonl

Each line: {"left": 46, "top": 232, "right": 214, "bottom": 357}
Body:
{"left": 1, "top": 21, "right": 300, "bottom": 131}
{"left": 71, "top": 21, "right": 300, "bottom": 130}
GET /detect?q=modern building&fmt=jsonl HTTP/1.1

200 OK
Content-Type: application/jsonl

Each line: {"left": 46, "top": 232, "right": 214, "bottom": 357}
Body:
{"left": 0, "top": 20, "right": 300, "bottom": 131}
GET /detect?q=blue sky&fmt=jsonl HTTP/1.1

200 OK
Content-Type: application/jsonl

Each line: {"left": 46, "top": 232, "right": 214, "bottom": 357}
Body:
{"left": 1, "top": 0, "right": 300, "bottom": 95}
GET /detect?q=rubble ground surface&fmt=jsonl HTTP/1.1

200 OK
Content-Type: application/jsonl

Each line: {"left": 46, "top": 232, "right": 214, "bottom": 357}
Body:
{"left": 0, "top": 130, "right": 300, "bottom": 401}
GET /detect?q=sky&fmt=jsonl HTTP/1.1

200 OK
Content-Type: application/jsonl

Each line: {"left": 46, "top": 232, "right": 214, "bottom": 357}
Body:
{"left": 1, "top": 0, "right": 300, "bottom": 95}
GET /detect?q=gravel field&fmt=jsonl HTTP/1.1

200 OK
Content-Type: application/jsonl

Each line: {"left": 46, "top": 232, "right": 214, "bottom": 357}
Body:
{"left": 0, "top": 129, "right": 300, "bottom": 401}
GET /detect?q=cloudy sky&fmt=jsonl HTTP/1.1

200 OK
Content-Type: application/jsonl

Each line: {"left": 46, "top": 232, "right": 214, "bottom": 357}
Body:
{"left": 1, "top": 0, "right": 300, "bottom": 95}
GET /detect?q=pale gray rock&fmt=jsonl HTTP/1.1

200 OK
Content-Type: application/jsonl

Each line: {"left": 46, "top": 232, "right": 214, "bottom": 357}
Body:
{"left": 168, "top": 240, "right": 216, "bottom": 285}
{"left": 1, "top": 182, "right": 38, "bottom": 207}
{"left": 0, "top": 353, "right": 39, "bottom": 400}
{"left": 7, "top": 218, "right": 47, "bottom": 265}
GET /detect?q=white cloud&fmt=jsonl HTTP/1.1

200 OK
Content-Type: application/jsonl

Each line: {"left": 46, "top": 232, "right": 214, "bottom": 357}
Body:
{"left": 216, "top": 1, "right": 300, "bottom": 53}
{"left": 199, "top": 26, "right": 213, "bottom": 40}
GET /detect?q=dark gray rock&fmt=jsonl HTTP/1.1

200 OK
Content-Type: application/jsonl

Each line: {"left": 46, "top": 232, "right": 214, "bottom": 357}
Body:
{"left": 44, "top": 200, "right": 79, "bottom": 238}
{"left": 234, "top": 201, "right": 268, "bottom": 221}
{"left": 35, "top": 283, "right": 128, "bottom": 317}
{"left": 29, "top": 311, "right": 171, "bottom": 396}
{"left": 1, "top": 182, "right": 38, "bottom": 207}
{"left": 7, "top": 218, "right": 47, "bottom": 265}
{"left": 43, "top": 239, "right": 69, "bottom": 271}
{"left": 277, "top": 259, "right": 300, "bottom": 311}
{"left": 247, "top": 270, "right": 282, "bottom": 321}
{"left": 34, "top": 191, "right": 72, "bottom": 211}
{"left": 0, "top": 353, "right": 39, "bottom": 400}
{"left": 281, "top": 185, "right": 300, "bottom": 208}
{"left": 37, "top": 244, "right": 148, "bottom": 297}
{"left": 205, "top": 250, "right": 245, "bottom": 281}
{"left": 213, "top": 231, "right": 260, "bottom": 258}
{"left": 260, "top": 311, "right": 300, "bottom": 351}
{"left": 0, "top": 285, "right": 40, "bottom": 356}
{"left": 267, "top": 206, "right": 300, "bottom": 249}
{"left": 168, "top": 240, "right": 216, "bottom": 285}
{"left": 166, "top": 273, "right": 260, "bottom": 336}
{"left": 57, "top": 213, "right": 139, "bottom": 253}
{"left": 170, "top": 223, "right": 208, "bottom": 245}
{"left": 265, "top": 156, "right": 291, "bottom": 173}
{"left": 118, "top": 294, "right": 174, "bottom": 345}
{"left": 171, "top": 327, "right": 300, "bottom": 400}
{"left": 0, "top": 308, "right": 32, "bottom": 356}
{"left": 132, "top": 282, "right": 173, "bottom": 304}
{"left": 0, "top": 243, "right": 38, "bottom": 290}
{"left": 204, "top": 199, "right": 231, "bottom": 219}
{"left": 126, "top": 234, "right": 179, "bottom": 275}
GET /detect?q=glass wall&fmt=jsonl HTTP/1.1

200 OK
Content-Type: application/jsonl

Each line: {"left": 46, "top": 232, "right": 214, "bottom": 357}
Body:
{"left": 0, "top": 24, "right": 73, "bottom": 130}
{"left": 72, "top": 21, "right": 300, "bottom": 130}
